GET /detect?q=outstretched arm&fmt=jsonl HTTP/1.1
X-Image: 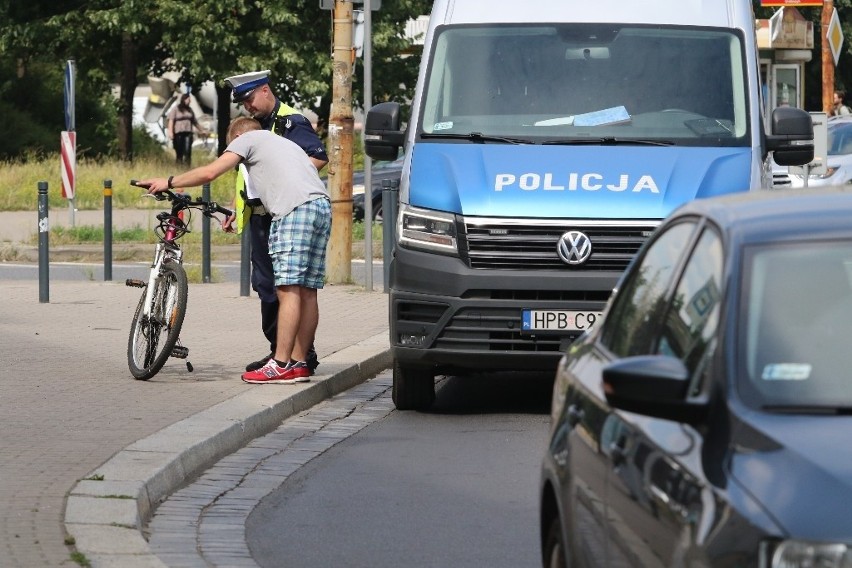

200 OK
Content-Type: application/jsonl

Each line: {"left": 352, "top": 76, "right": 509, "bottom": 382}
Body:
{"left": 136, "top": 151, "right": 242, "bottom": 193}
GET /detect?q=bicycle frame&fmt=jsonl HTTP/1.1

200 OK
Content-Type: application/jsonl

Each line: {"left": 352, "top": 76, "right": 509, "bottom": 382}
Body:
{"left": 141, "top": 214, "right": 185, "bottom": 321}
{"left": 126, "top": 182, "right": 232, "bottom": 380}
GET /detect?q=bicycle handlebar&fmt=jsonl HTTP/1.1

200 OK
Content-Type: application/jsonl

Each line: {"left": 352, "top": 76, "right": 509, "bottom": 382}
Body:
{"left": 130, "top": 180, "right": 233, "bottom": 218}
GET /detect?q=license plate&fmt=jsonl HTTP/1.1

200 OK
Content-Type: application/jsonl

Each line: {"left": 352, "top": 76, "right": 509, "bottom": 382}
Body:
{"left": 521, "top": 309, "right": 603, "bottom": 332}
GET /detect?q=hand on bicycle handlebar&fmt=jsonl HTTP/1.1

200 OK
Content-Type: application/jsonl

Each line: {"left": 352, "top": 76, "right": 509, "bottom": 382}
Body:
{"left": 133, "top": 177, "right": 170, "bottom": 194}
{"left": 222, "top": 211, "right": 237, "bottom": 233}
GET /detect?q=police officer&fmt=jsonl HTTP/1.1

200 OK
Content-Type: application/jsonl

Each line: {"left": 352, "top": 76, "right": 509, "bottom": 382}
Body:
{"left": 224, "top": 70, "right": 329, "bottom": 373}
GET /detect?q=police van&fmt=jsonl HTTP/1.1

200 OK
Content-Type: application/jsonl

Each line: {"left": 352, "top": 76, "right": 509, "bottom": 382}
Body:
{"left": 365, "top": 0, "right": 814, "bottom": 410}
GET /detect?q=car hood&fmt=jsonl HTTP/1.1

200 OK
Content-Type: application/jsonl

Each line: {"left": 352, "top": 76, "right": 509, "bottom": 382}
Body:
{"left": 407, "top": 142, "right": 753, "bottom": 218}
{"left": 729, "top": 413, "right": 852, "bottom": 539}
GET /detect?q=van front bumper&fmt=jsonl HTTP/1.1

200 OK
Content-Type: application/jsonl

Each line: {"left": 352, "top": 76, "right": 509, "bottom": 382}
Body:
{"left": 388, "top": 246, "right": 620, "bottom": 375}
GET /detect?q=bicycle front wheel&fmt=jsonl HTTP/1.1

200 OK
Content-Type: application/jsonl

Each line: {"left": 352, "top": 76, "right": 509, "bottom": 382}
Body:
{"left": 127, "top": 261, "right": 189, "bottom": 380}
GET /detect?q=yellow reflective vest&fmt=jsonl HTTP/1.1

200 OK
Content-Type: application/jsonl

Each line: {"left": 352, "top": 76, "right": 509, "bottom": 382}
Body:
{"left": 233, "top": 103, "right": 300, "bottom": 234}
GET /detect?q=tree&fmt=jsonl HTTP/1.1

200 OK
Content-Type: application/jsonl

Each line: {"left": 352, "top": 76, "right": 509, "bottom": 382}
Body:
{"left": 156, "top": 0, "right": 430, "bottom": 150}
{"left": 45, "top": 0, "right": 168, "bottom": 160}
{"left": 0, "top": 0, "right": 118, "bottom": 158}
{"left": 0, "top": 0, "right": 431, "bottom": 160}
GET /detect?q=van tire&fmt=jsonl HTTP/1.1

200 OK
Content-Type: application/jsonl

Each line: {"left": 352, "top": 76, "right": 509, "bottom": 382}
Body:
{"left": 392, "top": 361, "right": 435, "bottom": 410}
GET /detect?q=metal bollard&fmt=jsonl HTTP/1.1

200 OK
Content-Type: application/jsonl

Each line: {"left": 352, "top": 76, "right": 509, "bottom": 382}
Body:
{"left": 38, "top": 181, "right": 49, "bottom": 303}
{"left": 202, "top": 183, "right": 211, "bottom": 283}
{"left": 103, "top": 179, "right": 113, "bottom": 281}
{"left": 240, "top": 223, "right": 251, "bottom": 297}
{"left": 381, "top": 179, "right": 399, "bottom": 293}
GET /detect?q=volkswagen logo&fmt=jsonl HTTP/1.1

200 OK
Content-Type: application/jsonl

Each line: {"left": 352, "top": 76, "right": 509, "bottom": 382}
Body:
{"left": 557, "top": 231, "right": 592, "bottom": 265}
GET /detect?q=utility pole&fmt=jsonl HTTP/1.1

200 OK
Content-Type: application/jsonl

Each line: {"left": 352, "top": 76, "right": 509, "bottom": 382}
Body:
{"left": 822, "top": 0, "right": 835, "bottom": 114}
{"left": 326, "top": 0, "right": 355, "bottom": 283}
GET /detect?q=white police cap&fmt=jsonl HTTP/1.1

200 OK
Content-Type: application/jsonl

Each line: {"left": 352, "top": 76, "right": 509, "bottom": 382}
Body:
{"left": 224, "top": 70, "right": 271, "bottom": 103}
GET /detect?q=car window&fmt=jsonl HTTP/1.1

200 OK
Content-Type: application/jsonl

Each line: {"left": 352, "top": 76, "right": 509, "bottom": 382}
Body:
{"left": 657, "top": 228, "right": 723, "bottom": 378}
{"left": 740, "top": 241, "right": 852, "bottom": 409}
{"left": 828, "top": 123, "right": 852, "bottom": 156}
{"left": 601, "top": 220, "right": 698, "bottom": 357}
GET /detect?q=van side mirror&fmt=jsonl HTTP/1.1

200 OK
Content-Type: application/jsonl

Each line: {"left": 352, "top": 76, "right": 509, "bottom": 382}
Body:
{"left": 365, "top": 102, "right": 405, "bottom": 161}
{"left": 766, "top": 106, "right": 814, "bottom": 166}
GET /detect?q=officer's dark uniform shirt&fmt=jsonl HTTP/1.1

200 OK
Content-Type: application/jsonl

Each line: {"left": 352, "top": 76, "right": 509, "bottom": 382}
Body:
{"left": 263, "top": 101, "right": 328, "bottom": 163}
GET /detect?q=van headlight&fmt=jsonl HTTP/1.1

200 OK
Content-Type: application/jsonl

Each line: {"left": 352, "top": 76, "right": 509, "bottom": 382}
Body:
{"left": 397, "top": 204, "right": 458, "bottom": 255}
{"left": 811, "top": 166, "right": 838, "bottom": 180}
{"left": 762, "top": 540, "right": 852, "bottom": 567}
{"left": 792, "top": 166, "right": 838, "bottom": 180}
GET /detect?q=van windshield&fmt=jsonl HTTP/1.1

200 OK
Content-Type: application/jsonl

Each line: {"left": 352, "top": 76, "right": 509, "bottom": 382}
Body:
{"left": 420, "top": 24, "right": 750, "bottom": 147}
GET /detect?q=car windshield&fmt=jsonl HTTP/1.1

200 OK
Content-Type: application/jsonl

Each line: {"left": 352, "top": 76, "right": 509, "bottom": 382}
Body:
{"left": 828, "top": 122, "right": 852, "bottom": 156}
{"left": 740, "top": 241, "right": 852, "bottom": 410}
{"left": 419, "top": 24, "right": 750, "bottom": 147}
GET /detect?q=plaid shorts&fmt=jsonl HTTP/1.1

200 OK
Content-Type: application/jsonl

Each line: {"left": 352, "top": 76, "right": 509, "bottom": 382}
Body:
{"left": 268, "top": 198, "right": 332, "bottom": 289}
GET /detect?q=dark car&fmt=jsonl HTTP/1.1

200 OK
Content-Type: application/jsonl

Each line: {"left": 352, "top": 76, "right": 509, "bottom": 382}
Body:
{"left": 540, "top": 187, "right": 852, "bottom": 568}
{"left": 351, "top": 154, "right": 404, "bottom": 222}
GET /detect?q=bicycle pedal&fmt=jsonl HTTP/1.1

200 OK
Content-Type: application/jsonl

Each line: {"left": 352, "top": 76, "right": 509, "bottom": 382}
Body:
{"left": 171, "top": 346, "right": 189, "bottom": 359}
{"left": 125, "top": 279, "right": 147, "bottom": 288}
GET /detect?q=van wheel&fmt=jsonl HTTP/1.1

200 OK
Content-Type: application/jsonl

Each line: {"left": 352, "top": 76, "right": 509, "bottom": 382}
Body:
{"left": 543, "top": 515, "right": 567, "bottom": 568}
{"left": 392, "top": 361, "right": 435, "bottom": 410}
{"left": 372, "top": 199, "right": 383, "bottom": 222}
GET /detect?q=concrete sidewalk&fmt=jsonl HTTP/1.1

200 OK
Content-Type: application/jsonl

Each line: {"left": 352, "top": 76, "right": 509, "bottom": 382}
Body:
{"left": 0, "top": 277, "right": 389, "bottom": 567}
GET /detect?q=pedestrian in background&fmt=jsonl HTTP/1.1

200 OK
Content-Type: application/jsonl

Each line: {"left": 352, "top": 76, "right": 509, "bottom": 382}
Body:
{"left": 832, "top": 90, "right": 851, "bottom": 117}
{"left": 223, "top": 70, "right": 328, "bottom": 375}
{"left": 167, "top": 94, "right": 207, "bottom": 166}
{"left": 135, "top": 116, "right": 332, "bottom": 384}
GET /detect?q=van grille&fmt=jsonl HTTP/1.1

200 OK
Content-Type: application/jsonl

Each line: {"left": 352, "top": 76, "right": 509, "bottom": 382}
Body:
{"left": 460, "top": 220, "right": 658, "bottom": 270}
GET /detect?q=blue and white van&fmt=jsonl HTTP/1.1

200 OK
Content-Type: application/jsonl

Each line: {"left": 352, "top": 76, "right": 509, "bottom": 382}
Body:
{"left": 365, "top": 0, "right": 814, "bottom": 410}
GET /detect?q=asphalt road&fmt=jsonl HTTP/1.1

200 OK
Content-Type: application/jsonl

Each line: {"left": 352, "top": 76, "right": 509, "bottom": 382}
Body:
{"left": 245, "top": 372, "right": 554, "bottom": 568}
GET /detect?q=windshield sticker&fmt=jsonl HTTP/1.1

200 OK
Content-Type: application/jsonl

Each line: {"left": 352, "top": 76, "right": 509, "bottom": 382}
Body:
{"left": 433, "top": 121, "right": 453, "bottom": 131}
{"left": 761, "top": 363, "right": 812, "bottom": 381}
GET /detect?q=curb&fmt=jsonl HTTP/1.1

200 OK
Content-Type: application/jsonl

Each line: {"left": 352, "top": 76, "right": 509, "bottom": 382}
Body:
{"left": 64, "top": 333, "right": 391, "bottom": 567}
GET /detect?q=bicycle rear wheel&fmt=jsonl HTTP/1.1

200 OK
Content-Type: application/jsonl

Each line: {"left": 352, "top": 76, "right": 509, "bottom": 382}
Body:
{"left": 127, "top": 261, "right": 189, "bottom": 380}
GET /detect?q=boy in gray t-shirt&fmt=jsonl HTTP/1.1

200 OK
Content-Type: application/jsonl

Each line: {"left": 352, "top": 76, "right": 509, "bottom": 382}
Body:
{"left": 226, "top": 128, "right": 329, "bottom": 219}
{"left": 137, "top": 117, "right": 332, "bottom": 384}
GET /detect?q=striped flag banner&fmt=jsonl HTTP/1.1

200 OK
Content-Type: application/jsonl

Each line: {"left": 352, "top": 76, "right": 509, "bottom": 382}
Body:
{"left": 61, "top": 131, "right": 76, "bottom": 200}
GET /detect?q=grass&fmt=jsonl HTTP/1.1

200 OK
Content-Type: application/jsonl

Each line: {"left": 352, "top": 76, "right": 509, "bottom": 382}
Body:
{"left": 0, "top": 152, "right": 237, "bottom": 212}
{"left": 69, "top": 551, "right": 91, "bottom": 567}
{"left": 1, "top": 151, "right": 381, "bottom": 240}
{"left": 0, "top": 151, "right": 383, "bottom": 277}
{"left": 32, "top": 224, "right": 241, "bottom": 246}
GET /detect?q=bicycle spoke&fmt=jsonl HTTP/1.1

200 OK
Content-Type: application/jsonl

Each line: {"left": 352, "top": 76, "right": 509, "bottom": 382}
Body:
{"left": 127, "top": 261, "right": 188, "bottom": 380}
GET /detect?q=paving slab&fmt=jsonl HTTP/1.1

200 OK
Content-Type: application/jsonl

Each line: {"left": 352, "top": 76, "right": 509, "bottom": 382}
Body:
{"left": 0, "top": 276, "right": 389, "bottom": 567}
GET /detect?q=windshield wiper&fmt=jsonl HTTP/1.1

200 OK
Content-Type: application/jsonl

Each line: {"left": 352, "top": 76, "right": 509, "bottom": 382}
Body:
{"left": 420, "top": 132, "right": 530, "bottom": 144}
{"left": 542, "top": 137, "right": 675, "bottom": 146}
{"left": 762, "top": 405, "right": 852, "bottom": 415}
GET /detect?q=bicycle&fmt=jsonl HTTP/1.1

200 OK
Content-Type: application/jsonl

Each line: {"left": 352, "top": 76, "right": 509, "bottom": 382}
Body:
{"left": 125, "top": 180, "right": 233, "bottom": 380}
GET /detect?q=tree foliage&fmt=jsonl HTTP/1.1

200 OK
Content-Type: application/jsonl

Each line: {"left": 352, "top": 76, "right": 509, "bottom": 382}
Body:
{"left": 0, "top": 0, "right": 431, "bottom": 160}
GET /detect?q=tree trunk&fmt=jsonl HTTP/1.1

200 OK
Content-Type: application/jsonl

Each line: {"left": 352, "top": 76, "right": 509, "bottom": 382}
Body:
{"left": 822, "top": 1, "right": 835, "bottom": 114}
{"left": 118, "top": 32, "right": 138, "bottom": 161}
{"left": 326, "top": 0, "right": 354, "bottom": 284}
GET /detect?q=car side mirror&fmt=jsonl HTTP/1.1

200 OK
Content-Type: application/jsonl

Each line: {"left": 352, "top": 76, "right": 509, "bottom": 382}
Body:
{"left": 602, "top": 355, "right": 707, "bottom": 424}
{"left": 365, "top": 102, "right": 405, "bottom": 161}
{"left": 766, "top": 106, "right": 814, "bottom": 166}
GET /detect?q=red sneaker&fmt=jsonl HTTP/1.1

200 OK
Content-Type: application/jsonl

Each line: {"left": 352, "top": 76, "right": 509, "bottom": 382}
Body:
{"left": 241, "top": 360, "right": 310, "bottom": 384}
{"left": 285, "top": 361, "right": 311, "bottom": 381}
